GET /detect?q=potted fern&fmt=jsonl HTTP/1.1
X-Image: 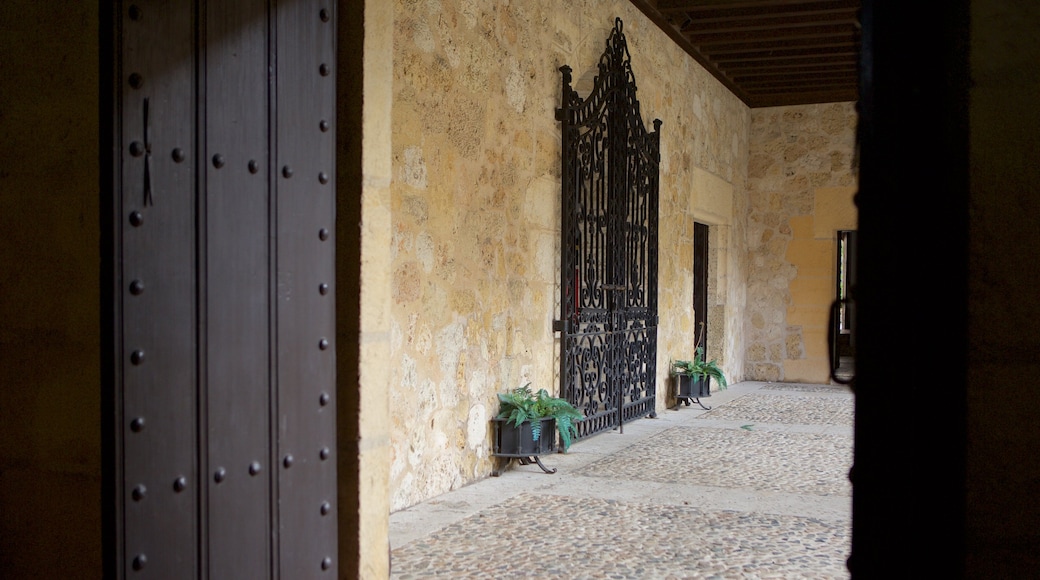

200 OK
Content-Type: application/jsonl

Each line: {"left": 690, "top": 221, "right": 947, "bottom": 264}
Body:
{"left": 671, "top": 324, "right": 727, "bottom": 409}
{"left": 491, "top": 384, "right": 583, "bottom": 475}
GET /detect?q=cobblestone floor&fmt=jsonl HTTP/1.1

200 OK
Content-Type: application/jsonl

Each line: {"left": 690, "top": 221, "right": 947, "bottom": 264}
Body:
{"left": 578, "top": 427, "right": 852, "bottom": 496}
{"left": 390, "top": 382, "right": 853, "bottom": 579}
{"left": 695, "top": 392, "right": 853, "bottom": 426}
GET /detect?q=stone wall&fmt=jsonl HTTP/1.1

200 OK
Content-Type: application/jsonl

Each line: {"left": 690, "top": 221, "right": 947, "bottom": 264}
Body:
{"left": 744, "top": 103, "right": 857, "bottom": 383}
{"left": 390, "top": 0, "right": 750, "bottom": 510}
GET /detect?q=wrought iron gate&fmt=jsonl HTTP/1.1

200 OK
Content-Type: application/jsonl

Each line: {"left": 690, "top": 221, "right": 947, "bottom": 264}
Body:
{"left": 105, "top": 1, "right": 336, "bottom": 577}
{"left": 555, "top": 19, "right": 661, "bottom": 441}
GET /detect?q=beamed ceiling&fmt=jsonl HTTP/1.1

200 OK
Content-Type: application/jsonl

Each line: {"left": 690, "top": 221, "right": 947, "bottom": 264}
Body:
{"left": 630, "top": 0, "right": 861, "bottom": 108}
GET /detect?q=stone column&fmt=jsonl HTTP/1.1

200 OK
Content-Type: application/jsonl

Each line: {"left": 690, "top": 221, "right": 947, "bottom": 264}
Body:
{"left": 337, "top": 0, "right": 393, "bottom": 577}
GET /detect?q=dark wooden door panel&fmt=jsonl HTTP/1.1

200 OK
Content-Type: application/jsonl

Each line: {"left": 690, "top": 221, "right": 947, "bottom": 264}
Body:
{"left": 118, "top": 1, "right": 199, "bottom": 576}
{"left": 203, "top": 1, "right": 272, "bottom": 578}
{"left": 110, "top": 1, "right": 337, "bottom": 577}
{"left": 274, "top": 2, "right": 338, "bottom": 576}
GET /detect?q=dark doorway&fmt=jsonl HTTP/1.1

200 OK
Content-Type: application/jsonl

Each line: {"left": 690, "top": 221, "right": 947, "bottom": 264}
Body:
{"left": 693, "top": 222, "right": 709, "bottom": 347}
{"left": 103, "top": 2, "right": 338, "bottom": 577}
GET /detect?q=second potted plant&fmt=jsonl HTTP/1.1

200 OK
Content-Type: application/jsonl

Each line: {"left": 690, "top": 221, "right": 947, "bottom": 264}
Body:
{"left": 671, "top": 324, "right": 728, "bottom": 410}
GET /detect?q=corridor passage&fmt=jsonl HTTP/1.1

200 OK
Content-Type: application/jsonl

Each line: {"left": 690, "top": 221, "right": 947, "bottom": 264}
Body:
{"left": 389, "top": 381, "right": 853, "bottom": 579}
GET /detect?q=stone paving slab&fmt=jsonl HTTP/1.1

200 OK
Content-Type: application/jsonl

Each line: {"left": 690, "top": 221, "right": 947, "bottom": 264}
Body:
{"left": 759, "top": 384, "right": 850, "bottom": 395}
{"left": 695, "top": 394, "right": 853, "bottom": 426}
{"left": 577, "top": 426, "right": 852, "bottom": 497}
{"left": 390, "top": 493, "right": 850, "bottom": 579}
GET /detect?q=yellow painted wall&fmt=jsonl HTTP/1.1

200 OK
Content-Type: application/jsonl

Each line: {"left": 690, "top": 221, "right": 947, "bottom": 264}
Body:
{"left": 783, "top": 187, "right": 856, "bottom": 382}
{"left": 745, "top": 104, "right": 858, "bottom": 383}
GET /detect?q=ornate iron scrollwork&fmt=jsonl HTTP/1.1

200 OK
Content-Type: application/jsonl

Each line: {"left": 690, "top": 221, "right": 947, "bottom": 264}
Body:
{"left": 556, "top": 18, "right": 661, "bottom": 441}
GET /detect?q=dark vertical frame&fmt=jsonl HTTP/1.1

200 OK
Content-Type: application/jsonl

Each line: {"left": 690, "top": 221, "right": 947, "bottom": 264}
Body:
{"left": 100, "top": 2, "right": 118, "bottom": 577}
{"left": 850, "top": 0, "right": 969, "bottom": 576}
{"left": 274, "top": 0, "right": 339, "bottom": 575}
{"left": 333, "top": 0, "right": 364, "bottom": 573}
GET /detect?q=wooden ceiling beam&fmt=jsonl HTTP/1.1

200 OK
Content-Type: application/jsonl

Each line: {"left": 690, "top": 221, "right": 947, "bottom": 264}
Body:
{"left": 687, "top": 23, "right": 859, "bottom": 44}
{"left": 706, "top": 45, "right": 858, "bottom": 62}
{"left": 750, "top": 89, "right": 858, "bottom": 98}
{"left": 733, "top": 69, "right": 856, "bottom": 82}
{"left": 662, "top": 1, "right": 859, "bottom": 20}
{"left": 684, "top": 27, "right": 857, "bottom": 46}
{"left": 742, "top": 77, "right": 858, "bottom": 90}
{"left": 723, "top": 58, "right": 858, "bottom": 72}
{"left": 702, "top": 38, "right": 857, "bottom": 55}
{"left": 731, "top": 69, "right": 858, "bottom": 82}
{"left": 678, "top": 13, "right": 857, "bottom": 34}
{"left": 712, "top": 50, "right": 858, "bottom": 64}
{"left": 657, "top": 0, "right": 845, "bottom": 12}
{"left": 749, "top": 88, "right": 859, "bottom": 108}
{"left": 684, "top": 25, "right": 858, "bottom": 44}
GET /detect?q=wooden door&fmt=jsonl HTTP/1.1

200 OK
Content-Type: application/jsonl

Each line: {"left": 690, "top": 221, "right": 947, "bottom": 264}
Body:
{"left": 105, "top": 1, "right": 337, "bottom": 577}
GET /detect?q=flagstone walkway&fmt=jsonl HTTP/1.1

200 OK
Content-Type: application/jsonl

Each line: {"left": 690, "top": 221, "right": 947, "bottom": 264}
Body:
{"left": 389, "top": 381, "right": 854, "bottom": 579}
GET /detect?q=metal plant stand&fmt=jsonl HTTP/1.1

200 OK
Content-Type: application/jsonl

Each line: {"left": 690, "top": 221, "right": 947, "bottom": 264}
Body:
{"left": 678, "top": 395, "right": 712, "bottom": 411}
{"left": 493, "top": 455, "right": 557, "bottom": 477}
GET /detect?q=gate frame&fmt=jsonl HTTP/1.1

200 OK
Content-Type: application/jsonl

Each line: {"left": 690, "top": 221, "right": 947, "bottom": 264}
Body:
{"left": 554, "top": 18, "right": 661, "bottom": 441}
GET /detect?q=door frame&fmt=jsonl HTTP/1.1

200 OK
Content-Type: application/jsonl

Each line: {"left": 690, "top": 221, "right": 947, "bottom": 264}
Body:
{"left": 849, "top": 1, "right": 969, "bottom": 576}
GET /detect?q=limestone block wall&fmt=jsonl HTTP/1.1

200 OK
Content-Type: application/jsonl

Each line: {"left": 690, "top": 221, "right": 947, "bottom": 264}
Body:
{"left": 390, "top": 0, "right": 750, "bottom": 510}
{"left": 744, "top": 103, "right": 858, "bottom": 383}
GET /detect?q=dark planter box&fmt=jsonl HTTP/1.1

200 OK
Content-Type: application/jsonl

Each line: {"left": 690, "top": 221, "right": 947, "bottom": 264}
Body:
{"left": 491, "top": 417, "right": 557, "bottom": 457}
{"left": 676, "top": 374, "right": 712, "bottom": 399}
